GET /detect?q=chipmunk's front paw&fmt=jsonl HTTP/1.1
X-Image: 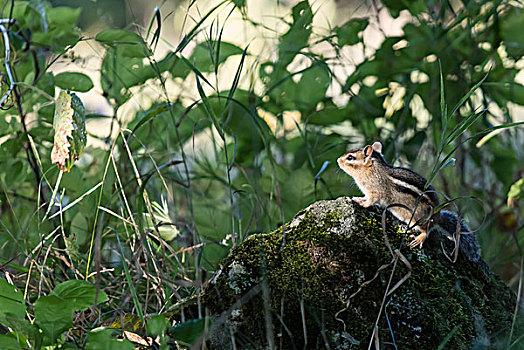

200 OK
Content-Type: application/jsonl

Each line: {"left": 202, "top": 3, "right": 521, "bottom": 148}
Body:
{"left": 409, "top": 232, "right": 427, "bottom": 249}
{"left": 352, "top": 197, "right": 371, "bottom": 208}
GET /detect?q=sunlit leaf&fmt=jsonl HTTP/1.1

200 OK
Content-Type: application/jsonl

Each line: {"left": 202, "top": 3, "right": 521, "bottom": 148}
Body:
{"left": 336, "top": 19, "right": 368, "bottom": 46}
{"left": 507, "top": 177, "right": 524, "bottom": 207}
{"left": 51, "top": 91, "right": 87, "bottom": 172}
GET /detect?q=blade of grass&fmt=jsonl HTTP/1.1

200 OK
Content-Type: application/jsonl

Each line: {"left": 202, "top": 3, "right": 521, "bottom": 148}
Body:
{"left": 225, "top": 44, "right": 249, "bottom": 109}
{"left": 48, "top": 181, "right": 103, "bottom": 220}
{"left": 426, "top": 121, "right": 524, "bottom": 188}
{"left": 174, "top": 1, "right": 228, "bottom": 53}
{"left": 438, "top": 59, "right": 447, "bottom": 148}
{"left": 444, "top": 108, "right": 487, "bottom": 145}
{"left": 42, "top": 170, "right": 63, "bottom": 221}
{"left": 179, "top": 55, "right": 215, "bottom": 89}
{"left": 86, "top": 137, "right": 119, "bottom": 278}
{"left": 195, "top": 72, "right": 224, "bottom": 140}
{"left": 114, "top": 230, "right": 144, "bottom": 320}
{"left": 148, "top": 6, "right": 162, "bottom": 51}
{"left": 436, "top": 326, "right": 459, "bottom": 350}
{"left": 448, "top": 71, "right": 489, "bottom": 119}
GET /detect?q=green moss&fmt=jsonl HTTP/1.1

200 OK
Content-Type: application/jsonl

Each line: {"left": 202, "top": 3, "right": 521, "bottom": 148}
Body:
{"left": 203, "top": 198, "right": 516, "bottom": 349}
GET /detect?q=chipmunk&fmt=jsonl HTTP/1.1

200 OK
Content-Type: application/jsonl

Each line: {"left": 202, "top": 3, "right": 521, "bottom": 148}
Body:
{"left": 337, "top": 141, "right": 474, "bottom": 252}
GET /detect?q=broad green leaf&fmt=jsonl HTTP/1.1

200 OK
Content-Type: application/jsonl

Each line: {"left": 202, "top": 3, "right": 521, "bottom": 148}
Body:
{"left": 0, "top": 279, "right": 26, "bottom": 322}
{"left": 278, "top": 1, "right": 313, "bottom": 68}
{"left": 201, "top": 243, "right": 230, "bottom": 270}
{"left": 4, "top": 160, "right": 28, "bottom": 189}
{"left": 70, "top": 212, "right": 89, "bottom": 245}
{"left": 170, "top": 318, "right": 207, "bottom": 346}
{"left": 0, "top": 335, "right": 23, "bottom": 350}
{"left": 100, "top": 50, "right": 187, "bottom": 105}
{"left": 34, "top": 295, "right": 73, "bottom": 342}
{"left": 52, "top": 280, "right": 109, "bottom": 310}
{"left": 146, "top": 315, "right": 169, "bottom": 336}
{"left": 484, "top": 82, "right": 524, "bottom": 105}
{"left": 95, "top": 29, "right": 143, "bottom": 44}
{"left": 47, "top": 6, "right": 81, "bottom": 27}
{"left": 381, "top": 0, "right": 426, "bottom": 17}
{"left": 34, "top": 280, "right": 109, "bottom": 343}
{"left": 500, "top": 8, "right": 524, "bottom": 58}
{"left": 308, "top": 105, "right": 353, "bottom": 126}
{"left": 51, "top": 90, "right": 87, "bottom": 172}
{"left": 54, "top": 72, "right": 94, "bottom": 92}
{"left": 191, "top": 41, "right": 243, "bottom": 72}
{"left": 85, "top": 329, "right": 134, "bottom": 350}
{"left": 96, "top": 29, "right": 150, "bottom": 57}
{"left": 296, "top": 63, "right": 331, "bottom": 113}
{"left": 336, "top": 19, "right": 368, "bottom": 46}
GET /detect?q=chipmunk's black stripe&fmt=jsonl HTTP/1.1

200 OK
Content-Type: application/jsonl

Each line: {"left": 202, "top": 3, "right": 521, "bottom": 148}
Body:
{"left": 394, "top": 184, "right": 432, "bottom": 205}
{"left": 391, "top": 168, "right": 428, "bottom": 192}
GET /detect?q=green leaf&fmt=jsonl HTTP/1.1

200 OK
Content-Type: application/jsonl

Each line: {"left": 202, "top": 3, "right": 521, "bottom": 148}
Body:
{"left": 86, "top": 329, "right": 134, "bottom": 350}
{"left": 508, "top": 177, "right": 524, "bottom": 204}
{"left": 0, "top": 335, "right": 23, "bottom": 350}
{"left": 308, "top": 105, "right": 353, "bottom": 126}
{"left": 381, "top": 0, "right": 426, "bottom": 17}
{"left": 100, "top": 50, "right": 186, "bottom": 105}
{"left": 381, "top": 0, "right": 404, "bottom": 17}
{"left": 47, "top": 6, "right": 81, "bottom": 27}
{"left": 170, "top": 318, "right": 207, "bottom": 346}
{"left": 130, "top": 103, "right": 171, "bottom": 134}
{"left": 191, "top": 41, "right": 244, "bottom": 72}
{"left": 95, "top": 29, "right": 143, "bottom": 44}
{"left": 4, "top": 160, "right": 27, "bottom": 189}
{"left": 54, "top": 72, "right": 94, "bottom": 92}
{"left": 96, "top": 29, "right": 150, "bottom": 58}
{"left": 70, "top": 212, "right": 89, "bottom": 245}
{"left": 34, "top": 295, "right": 73, "bottom": 342}
{"left": 52, "top": 280, "right": 109, "bottom": 310}
{"left": 146, "top": 315, "right": 169, "bottom": 336}
{"left": 484, "top": 82, "right": 524, "bottom": 105}
{"left": 500, "top": 8, "right": 524, "bottom": 59}
{"left": 231, "top": 0, "right": 246, "bottom": 10}
{"left": 278, "top": 1, "right": 313, "bottom": 68}
{"left": 0, "top": 278, "right": 26, "bottom": 322}
{"left": 296, "top": 63, "right": 331, "bottom": 113}
{"left": 336, "top": 19, "right": 368, "bottom": 46}
{"left": 34, "top": 280, "right": 109, "bottom": 343}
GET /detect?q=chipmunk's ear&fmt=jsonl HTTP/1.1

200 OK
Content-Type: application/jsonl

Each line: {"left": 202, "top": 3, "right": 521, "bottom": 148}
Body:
{"left": 363, "top": 145, "right": 373, "bottom": 157}
{"left": 372, "top": 141, "right": 382, "bottom": 154}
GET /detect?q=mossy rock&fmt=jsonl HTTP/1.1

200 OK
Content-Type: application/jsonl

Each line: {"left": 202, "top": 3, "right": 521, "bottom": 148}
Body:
{"left": 202, "top": 198, "right": 518, "bottom": 349}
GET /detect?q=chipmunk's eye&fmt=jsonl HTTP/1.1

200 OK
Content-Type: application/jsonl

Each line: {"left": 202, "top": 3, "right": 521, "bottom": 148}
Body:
{"left": 346, "top": 154, "right": 355, "bottom": 161}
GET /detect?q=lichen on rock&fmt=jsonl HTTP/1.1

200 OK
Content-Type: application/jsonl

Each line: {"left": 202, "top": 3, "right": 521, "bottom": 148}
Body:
{"left": 202, "top": 197, "right": 518, "bottom": 349}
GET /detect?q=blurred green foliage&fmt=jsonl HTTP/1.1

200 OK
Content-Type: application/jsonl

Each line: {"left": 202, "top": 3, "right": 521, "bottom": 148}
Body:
{"left": 0, "top": 0, "right": 522, "bottom": 347}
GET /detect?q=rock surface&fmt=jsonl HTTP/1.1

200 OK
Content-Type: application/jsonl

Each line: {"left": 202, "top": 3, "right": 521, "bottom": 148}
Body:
{"left": 203, "top": 198, "right": 517, "bottom": 349}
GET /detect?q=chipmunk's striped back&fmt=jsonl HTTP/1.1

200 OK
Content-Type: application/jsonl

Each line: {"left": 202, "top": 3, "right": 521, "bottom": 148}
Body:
{"left": 337, "top": 141, "right": 439, "bottom": 248}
